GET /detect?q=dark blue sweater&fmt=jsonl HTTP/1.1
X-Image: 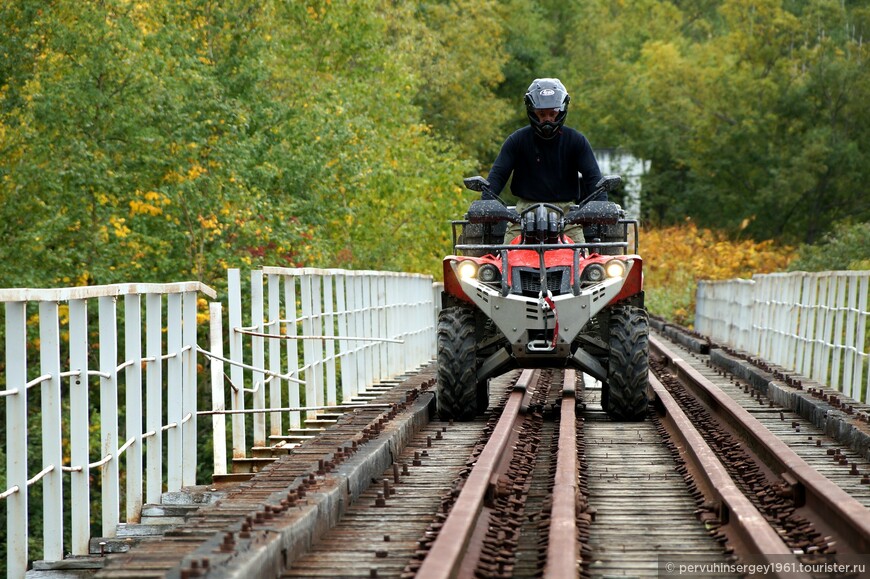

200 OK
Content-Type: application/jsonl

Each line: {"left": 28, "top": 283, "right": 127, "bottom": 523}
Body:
{"left": 486, "top": 126, "right": 603, "bottom": 203}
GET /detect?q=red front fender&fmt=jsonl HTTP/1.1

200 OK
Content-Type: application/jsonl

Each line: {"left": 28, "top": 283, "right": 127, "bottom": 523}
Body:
{"left": 442, "top": 257, "right": 474, "bottom": 304}
{"left": 611, "top": 257, "right": 643, "bottom": 303}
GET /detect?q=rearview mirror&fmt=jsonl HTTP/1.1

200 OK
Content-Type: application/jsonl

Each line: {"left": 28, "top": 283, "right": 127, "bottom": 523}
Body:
{"left": 463, "top": 176, "right": 491, "bottom": 193}
{"left": 595, "top": 175, "right": 623, "bottom": 193}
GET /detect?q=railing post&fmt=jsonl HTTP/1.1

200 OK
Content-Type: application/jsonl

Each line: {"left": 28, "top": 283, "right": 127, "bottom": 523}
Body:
{"left": 812, "top": 274, "right": 830, "bottom": 383}
{"left": 783, "top": 273, "right": 802, "bottom": 371}
{"left": 748, "top": 277, "right": 762, "bottom": 356}
{"left": 755, "top": 276, "right": 769, "bottom": 360}
{"left": 210, "top": 302, "right": 228, "bottom": 476}
{"left": 300, "top": 274, "right": 316, "bottom": 417}
{"left": 424, "top": 276, "right": 434, "bottom": 365}
{"left": 69, "top": 299, "right": 90, "bottom": 554}
{"left": 228, "top": 269, "right": 247, "bottom": 458}
{"left": 376, "top": 276, "right": 387, "bottom": 380}
{"left": 764, "top": 275, "right": 777, "bottom": 360}
{"left": 830, "top": 273, "right": 847, "bottom": 393}
{"left": 182, "top": 291, "right": 198, "bottom": 486}
{"left": 267, "top": 274, "right": 283, "bottom": 437}
{"left": 336, "top": 273, "right": 356, "bottom": 403}
{"left": 694, "top": 282, "right": 706, "bottom": 337}
{"left": 386, "top": 275, "right": 398, "bottom": 378}
{"left": 724, "top": 282, "right": 734, "bottom": 348}
{"left": 145, "top": 293, "right": 163, "bottom": 505}
{"left": 251, "top": 270, "right": 266, "bottom": 448}
{"left": 795, "top": 275, "right": 810, "bottom": 376}
{"left": 363, "top": 275, "right": 374, "bottom": 390}
{"left": 311, "top": 274, "right": 324, "bottom": 409}
{"left": 98, "top": 296, "right": 120, "bottom": 538}
{"left": 5, "top": 302, "right": 28, "bottom": 577}
{"left": 802, "top": 274, "right": 819, "bottom": 377}
{"left": 821, "top": 275, "right": 838, "bottom": 387}
{"left": 167, "top": 293, "right": 183, "bottom": 492}
{"left": 324, "top": 275, "right": 337, "bottom": 406}
{"left": 124, "top": 294, "right": 143, "bottom": 523}
{"left": 284, "top": 274, "right": 301, "bottom": 428}
{"left": 774, "top": 274, "right": 786, "bottom": 361}
{"left": 424, "top": 276, "right": 435, "bottom": 365}
{"left": 40, "top": 301, "right": 64, "bottom": 560}
{"left": 855, "top": 275, "right": 869, "bottom": 402}
{"left": 350, "top": 273, "right": 364, "bottom": 396}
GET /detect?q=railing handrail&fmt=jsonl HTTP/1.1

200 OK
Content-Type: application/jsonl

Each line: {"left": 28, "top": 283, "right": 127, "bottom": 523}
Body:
{"left": 1, "top": 268, "right": 439, "bottom": 577}
{"left": 0, "top": 280, "right": 216, "bottom": 302}
{"left": 208, "top": 267, "right": 437, "bottom": 474}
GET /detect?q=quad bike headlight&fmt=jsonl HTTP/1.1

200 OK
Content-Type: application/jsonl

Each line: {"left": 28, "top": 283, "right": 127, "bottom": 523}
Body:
{"left": 604, "top": 259, "right": 627, "bottom": 278}
{"left": 478, "top": 264, "right": 500, "bottom": 283}
{"left": 583, "top": 264, "right": 605, "bottom": 283}
{"left": 457, "top": 261, "right": 479, "bottom": 280}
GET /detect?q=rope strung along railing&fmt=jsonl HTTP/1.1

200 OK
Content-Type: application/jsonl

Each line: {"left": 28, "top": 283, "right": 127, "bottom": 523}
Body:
{"left": 206, "top": 267, "right": 437, "bottom": 476}
{"left": 696, "top": 271, "right": 869, "bottom": 403}
{"left": 1, "top": 269, "right": 439, "bottom": 576}
{"left": 0, "top": 282, "right": 215, "bottom": 577}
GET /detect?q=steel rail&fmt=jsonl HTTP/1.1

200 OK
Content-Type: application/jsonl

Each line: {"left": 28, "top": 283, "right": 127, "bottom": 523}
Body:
{"left": 415, "top": 369, "right": 539, "bottom": 579}
{"left": 649, "top": 372, "right": 806, "bottom": 578}
{"left": 651, "top": 334, "right": 870, "bottom": 555}
{"left": 543, "top": 369, "right": 580, "bottom": 578}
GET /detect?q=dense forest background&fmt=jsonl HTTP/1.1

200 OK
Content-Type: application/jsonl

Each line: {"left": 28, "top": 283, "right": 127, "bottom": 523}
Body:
{"left": 2, "top": 0, "right": 869, "bottom": 293}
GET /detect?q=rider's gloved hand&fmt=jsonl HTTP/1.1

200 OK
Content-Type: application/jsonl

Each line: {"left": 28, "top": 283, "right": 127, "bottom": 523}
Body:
{"left": 481, "top": 190, "right": 498, "bottom": 201}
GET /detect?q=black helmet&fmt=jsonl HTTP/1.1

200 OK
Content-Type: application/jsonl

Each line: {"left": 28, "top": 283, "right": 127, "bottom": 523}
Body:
{"left": 524, "top": 78, "right": 570, "bottom": 140}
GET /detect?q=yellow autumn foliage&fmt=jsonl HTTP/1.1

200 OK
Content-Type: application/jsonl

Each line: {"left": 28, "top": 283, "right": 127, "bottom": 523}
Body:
{"left": 641, "top": 220, "right": 795, "bottom": 326}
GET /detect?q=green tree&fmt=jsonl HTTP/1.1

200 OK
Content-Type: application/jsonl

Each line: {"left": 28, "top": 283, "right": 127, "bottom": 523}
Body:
{"left": 788, "top": 221, "right": 870, "bottom": 272}
{"left": 0, "top": 0, "right": 515, "bottom": 310}
{"left": 561, "top": 0, "right": 870, "bottom": 244}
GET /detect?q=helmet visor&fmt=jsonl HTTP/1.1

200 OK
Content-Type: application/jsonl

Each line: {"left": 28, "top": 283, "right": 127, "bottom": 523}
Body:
{"left": 533, "top": 108, "right": 561, "bottom": 122}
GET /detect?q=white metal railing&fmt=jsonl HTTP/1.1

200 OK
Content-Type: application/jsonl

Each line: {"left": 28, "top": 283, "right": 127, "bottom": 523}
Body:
{"left": 696, "top": 271, "right": 869, "bottom": 402}
{"left": 0, "top": 282, "right": 215, "bottom": 577}
{"left": 207, "top": 268, "right": 437, "bottom": 475}
{"left": 0, "top": 269, "right": 439, "bottom": 575}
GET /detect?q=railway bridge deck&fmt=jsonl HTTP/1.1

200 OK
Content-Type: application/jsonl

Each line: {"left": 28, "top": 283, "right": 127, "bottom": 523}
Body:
{"left": 1, "top": 268, "right": 868, "bottom": 578}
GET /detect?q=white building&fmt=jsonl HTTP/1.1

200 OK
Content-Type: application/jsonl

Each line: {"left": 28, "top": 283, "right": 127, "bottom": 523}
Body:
{"left": 594, "top": 149, "right": 648, "bottom": 220}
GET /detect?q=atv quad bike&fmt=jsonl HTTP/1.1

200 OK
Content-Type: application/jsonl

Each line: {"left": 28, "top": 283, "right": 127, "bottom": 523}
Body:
{"left": 436, "top": 175, "right": 649, "bottom": 421}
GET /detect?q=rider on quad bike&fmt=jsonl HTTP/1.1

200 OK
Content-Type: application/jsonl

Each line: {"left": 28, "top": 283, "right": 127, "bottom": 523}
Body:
{"left": 436, "top": 173, "right": 649, "bottom": 422}
{"left": 436, "top": 77, "right": 649, "bottom": 422}
{"left": 487, "top": 78, "right": 605, "bottom": 244}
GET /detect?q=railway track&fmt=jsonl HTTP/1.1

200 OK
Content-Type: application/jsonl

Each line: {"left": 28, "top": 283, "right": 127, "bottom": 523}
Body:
{"left": 280, "top": 371, "right": 516, "bottom": 579}
{"left": 654, "top": 335, "right": 870, "bottom": 509}
{"left": 583, "top": 384, "right": 731, "bottom": 576}
{"left": 651, "top": 335, "right": 870, "bottom": 554}
{"left": 89, "top": 325, "right": 870, "bottom": 579}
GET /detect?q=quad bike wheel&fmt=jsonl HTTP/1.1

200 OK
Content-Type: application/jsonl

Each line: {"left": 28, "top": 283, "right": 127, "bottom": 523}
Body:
{"left": 603, "top": 305, "right": 649, "bottom": 421}
{"left": 436, "top": 305, "right": 484, "bottom": 420}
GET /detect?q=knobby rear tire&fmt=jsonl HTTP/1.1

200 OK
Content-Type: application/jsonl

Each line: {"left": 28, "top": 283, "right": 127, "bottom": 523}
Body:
{"left": 604, "top": 305, "right": 650, "bottom": 421}
{"left": 436, "top": 306, "right": 480, "bottom": 421}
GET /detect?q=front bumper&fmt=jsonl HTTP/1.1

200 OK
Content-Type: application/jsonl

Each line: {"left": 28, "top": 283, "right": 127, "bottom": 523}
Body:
{"left": 453, "top": 261, "right": 632, "bottom": 359}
